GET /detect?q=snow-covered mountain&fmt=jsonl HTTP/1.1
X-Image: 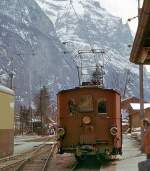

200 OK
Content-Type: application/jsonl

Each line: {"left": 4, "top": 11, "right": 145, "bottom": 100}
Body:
{"left": 36, "top": 0, "right": 132, "bottom": 57}
{"left": 0, "top": 0, "right": 150, "bottom": 104}
{"left": 0, "top": 0, "right": 78, "bottom": 105}
{"left": 36, "top": 0, "right": 150, "bottom": 99}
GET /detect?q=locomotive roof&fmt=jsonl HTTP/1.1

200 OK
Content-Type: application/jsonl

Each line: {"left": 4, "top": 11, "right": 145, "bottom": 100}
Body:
{"left": 57, "top": 86, "right": 120, "bottom": 95}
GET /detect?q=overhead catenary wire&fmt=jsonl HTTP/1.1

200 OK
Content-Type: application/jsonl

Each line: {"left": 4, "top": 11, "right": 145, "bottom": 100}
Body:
{"left": 62, "top": 0, "right": 112, "bottom": 86}
{"left": 61, "top": 1, "right": 72, "bottom": 20}
{"left": 62, "top": 0, "right": 103, "bottom": 56}
{"left": 68, "top": 0, "right": 94, "bottom": 49}
{"left": 65, "top": 1, "right": 111, "bottom": 66}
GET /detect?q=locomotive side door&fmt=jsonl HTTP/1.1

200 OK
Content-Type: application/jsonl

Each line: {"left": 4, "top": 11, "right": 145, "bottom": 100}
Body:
{"left": 95, "top": 98, "right": 111, "bottom": 142}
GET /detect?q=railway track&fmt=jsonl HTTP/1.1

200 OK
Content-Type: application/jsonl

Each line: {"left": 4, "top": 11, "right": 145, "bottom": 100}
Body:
{"left": 0, "top": 136, "right": 54, "bottom": 164}
{"left": 71, "top": 161, "right": 79, "bottom": 171}
{"left": 0, "top": 142, "right": 57, "bottom": 171}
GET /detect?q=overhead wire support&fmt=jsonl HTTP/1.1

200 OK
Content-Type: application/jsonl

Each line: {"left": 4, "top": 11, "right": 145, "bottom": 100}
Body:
{"left": 76, "top": 48, "right": 106, "bottom": 87}
{"left": 78, "top": 49, "right": 105, "bottom": 68}
{"left": 62, "top": 1, "right": 110, "bottom": 87}
{"left": 137, "top": 0, "right": 144, "bottom": 150}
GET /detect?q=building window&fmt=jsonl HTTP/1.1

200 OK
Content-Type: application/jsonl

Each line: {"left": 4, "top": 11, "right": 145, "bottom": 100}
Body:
{"left": 98, "top": 98, "right": 107, "bottom": 113}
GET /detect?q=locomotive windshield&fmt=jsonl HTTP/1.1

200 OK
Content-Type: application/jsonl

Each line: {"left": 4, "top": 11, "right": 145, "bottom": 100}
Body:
{"left": 78, "top": 95, "right": 93, "bottom": 112}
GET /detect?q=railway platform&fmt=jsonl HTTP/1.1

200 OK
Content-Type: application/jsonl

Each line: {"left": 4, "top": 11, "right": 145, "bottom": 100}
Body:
{"left": 101, "top": 134, "right": 145, "bottom": 171}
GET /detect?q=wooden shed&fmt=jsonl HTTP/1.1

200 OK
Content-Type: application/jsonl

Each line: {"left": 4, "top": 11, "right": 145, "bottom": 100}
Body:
{"left": 129, "top": 103, "right": 150, "bottom": 130}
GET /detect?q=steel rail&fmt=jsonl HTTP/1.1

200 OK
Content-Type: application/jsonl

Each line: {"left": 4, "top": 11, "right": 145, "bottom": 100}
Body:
{"left": 71, "top": 161, "right": 79, "bottom": 171}
{"left": 0, "top": 143, "right": 49, "bottom": 170}
{"left": 15, "top": 143, "right": 57, "bottom": 171}
{"left": 0, "top": 138, "right": 56, "bottom": 171}
{"left": 0, "top": 148, "right": 36, "bottom": 164}
{"left": 0, "top": 159, "right": 26, "bottom": 171}
{"left": 0, "top": 136, "right": 52, "bottom": 164}
{"left": 42, "top": 143, "right": 57, "bottom": 171}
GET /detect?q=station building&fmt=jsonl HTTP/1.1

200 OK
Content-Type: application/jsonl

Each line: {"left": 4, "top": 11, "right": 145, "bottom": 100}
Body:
{"left": 0, "top": 85, "right": 15, "bottom": 158}
{"left": 130, "top": 0, "right": 150, "bottom": 130}
{"left": 130, "top": 0, "right": 150, "bottom": 64}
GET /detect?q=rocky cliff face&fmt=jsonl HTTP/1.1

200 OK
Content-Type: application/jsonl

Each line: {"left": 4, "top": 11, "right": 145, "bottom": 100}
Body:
{"left": 36, "top": 0, "right": 150, "bottom": 98}
{"left": 0, "top": 0, "right": 150, "bottom": 103}
{"left": 0, "top": 0, "right": 78, "bottom": 104}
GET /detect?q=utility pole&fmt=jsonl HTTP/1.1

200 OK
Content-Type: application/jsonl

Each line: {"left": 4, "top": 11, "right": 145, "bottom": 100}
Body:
{"left": 137, "top": 0, "right": 144, "bottom": 145}
{"left": 29, "top": 70, "right": 33, "bottom": 134}
{"left": 76, "top": 66, "right": 80, "bottom": 86}
{"left": 9, "top": 57, "right": 14, "bottom": 89}
{"left": 123, "top": 69, "right": 130, "bottom": 99}
{"left": 39, "top": 81, "right": 43, "bottom": 136}
{"left": 40, "top": 89, "right": 43, "bottom": 136}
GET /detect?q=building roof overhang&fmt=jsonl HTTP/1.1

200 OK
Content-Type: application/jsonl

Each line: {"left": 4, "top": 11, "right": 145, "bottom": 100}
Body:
{"left": 130, "top": 0, "right": 150, "bottom": 64}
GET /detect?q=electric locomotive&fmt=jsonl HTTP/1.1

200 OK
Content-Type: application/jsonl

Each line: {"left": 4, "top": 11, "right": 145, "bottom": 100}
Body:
{"left": 57, "top": 85, "right": 122, "bottom": 160}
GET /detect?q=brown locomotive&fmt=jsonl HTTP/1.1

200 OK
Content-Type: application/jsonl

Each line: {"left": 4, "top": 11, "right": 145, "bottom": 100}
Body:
{"left": 57, "top": 85, "right": 122, "bottom": 160}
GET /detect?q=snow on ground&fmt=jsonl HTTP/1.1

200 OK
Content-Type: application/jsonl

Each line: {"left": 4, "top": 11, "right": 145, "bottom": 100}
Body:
{"left": 14, "top": 135, "right": 55, "bottom": 155}
{"left": 101, "top": 134, "right": 145, "bottom": 171}
{"left": 130, "top": 128, "right": 141, "bottom": 142}
{"left": 15, "top": 135, "right": 46, "bottom": 143}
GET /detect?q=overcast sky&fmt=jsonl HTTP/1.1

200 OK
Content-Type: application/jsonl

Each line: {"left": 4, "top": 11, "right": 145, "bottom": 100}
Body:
{"left": 100, "top": 0, "right": 144, "bottom": 34}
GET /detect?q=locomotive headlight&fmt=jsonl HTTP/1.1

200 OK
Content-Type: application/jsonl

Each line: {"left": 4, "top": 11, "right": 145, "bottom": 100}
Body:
{"left": 58, "top": 128, "right": 65, "bottom": 137}
{"left": 82, "top": 116, "right": 91, "bottom": 124}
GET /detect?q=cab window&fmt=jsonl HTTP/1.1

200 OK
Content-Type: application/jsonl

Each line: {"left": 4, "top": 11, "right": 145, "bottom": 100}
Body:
{"left": 68, "top": 99, "right": 77, "bottom": 114}
{"left": 98, "top": 98, "right": 107, "bottom": 113}
{"left": 78, "top": 95, "right": 93, "bottom": 112}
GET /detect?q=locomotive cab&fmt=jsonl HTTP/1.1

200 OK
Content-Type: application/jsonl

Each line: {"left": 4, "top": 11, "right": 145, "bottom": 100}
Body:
{"left": 57, "top": 86, "right": 122, "bottom": 160}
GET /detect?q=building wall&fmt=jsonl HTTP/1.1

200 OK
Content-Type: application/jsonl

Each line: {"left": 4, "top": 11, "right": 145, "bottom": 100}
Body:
{"left": 130, "top": 112, "right": 140, "bottom": 129}
{"left": 0, "top": 90, "right": 15, "bottom": 158}
{"left": 144, "top": 108, "right": 150, "bottom": 119}
{"left": 121, "top": 97, "right": 140, "bottom": 111}
{"left": 130, "top": 108, "right": 150, "bottom": 129}
{"left": 121, "top": 97, "right": 140, "bottom": 132}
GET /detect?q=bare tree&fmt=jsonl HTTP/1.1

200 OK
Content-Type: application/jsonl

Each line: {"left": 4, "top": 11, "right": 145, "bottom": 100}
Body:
{"left": 34, "top": 86, "right": 51, "bottom": 135}
{"left": 34, "top": 86, "right": 51, "bottom": 117}
{"left": 105, "top": 67, "right": 136, "bottom": 98}
{"left": 19, "top": 105, "right": 32, "bottom": 135}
